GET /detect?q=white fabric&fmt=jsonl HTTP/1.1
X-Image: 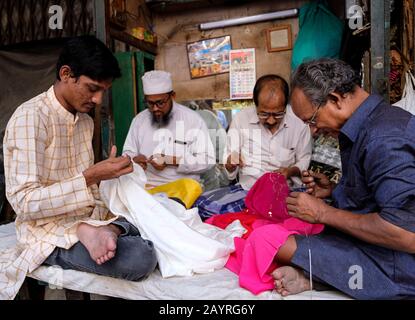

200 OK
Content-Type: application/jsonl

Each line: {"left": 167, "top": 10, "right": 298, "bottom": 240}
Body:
{"left": 30, "top": 266, "right": 351, "bottom": 300}
{"left": 393, "top": 70, "right": 415, "bottom": 114}
{"left": 99, "top": 164, "right": 245, "bottom": 277}
{"left": 224, "top": 105, "right": 312, "bottom": 190}
{"left": 0, "top": 222, "right": 351, "bottom": 300}
{"left": 142, "top": 70, "right": 173, "bottom": 95}
{"left": 123, "top": 102, "right": 215, "bottom": 186}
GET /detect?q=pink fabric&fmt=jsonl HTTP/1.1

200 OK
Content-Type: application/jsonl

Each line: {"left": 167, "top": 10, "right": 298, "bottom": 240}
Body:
{"left": 244, "top": 172, "right": 290, "bottom": 223}
{"left": 206, "top": 173, "right": 324, "bottom": 294}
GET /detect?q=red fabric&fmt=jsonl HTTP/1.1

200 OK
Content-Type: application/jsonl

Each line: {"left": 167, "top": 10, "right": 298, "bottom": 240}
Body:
{"left": 205, "top": 173, "right": 324, "bottom": 294}
{"left": 205, "top": 212, "right": 257, "bottom": 239}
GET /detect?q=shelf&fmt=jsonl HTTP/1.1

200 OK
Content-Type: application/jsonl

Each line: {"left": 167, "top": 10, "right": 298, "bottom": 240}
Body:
{"left": 109, "top": 28, "right": 157, "bottom": 55}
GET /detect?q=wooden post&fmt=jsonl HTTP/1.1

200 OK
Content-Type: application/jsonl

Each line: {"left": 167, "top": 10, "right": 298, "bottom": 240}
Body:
{"left": 371, "top": 0, "right": 391, "bottom": 101}
{"left": 93, "top": 0, "right": 111, "bottom": 160}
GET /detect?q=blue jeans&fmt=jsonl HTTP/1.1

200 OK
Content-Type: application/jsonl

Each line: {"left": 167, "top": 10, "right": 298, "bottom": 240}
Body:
{"left": 43, "top": 218, "right": 157, "bottom": 281}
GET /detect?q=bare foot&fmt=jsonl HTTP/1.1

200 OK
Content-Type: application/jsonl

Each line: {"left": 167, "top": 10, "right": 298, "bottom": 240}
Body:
{"left": 272, "top": 266, "right": 311, "bottom": 296}
{"left": 77, "top": 223, "right": 120, "bottom": 265}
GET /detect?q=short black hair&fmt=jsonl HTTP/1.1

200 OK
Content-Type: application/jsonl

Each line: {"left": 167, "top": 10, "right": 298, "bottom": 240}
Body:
{"left": 253, "top": 74, "right": 289, "bottom": 106}
{"left": 56, "top": 35, "right": 121, "bottom": 81}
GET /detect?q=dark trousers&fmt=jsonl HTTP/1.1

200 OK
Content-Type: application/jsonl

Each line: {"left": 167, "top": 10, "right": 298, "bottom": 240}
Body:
{"left": 44, "top": 218, "right": 158, "bottom": 281}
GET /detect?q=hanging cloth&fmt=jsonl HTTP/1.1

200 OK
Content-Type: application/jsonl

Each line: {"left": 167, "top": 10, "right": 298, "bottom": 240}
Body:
{"left": 393, "top": 70, "right": 415, "bottom": 115}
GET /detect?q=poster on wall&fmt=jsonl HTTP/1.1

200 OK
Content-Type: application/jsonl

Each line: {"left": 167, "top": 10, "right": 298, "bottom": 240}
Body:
{"left": 229, "top": 48, "right": 256, "bottom": 100}
{"left": 187, "top": 35, "right": 231, "bottom": 79}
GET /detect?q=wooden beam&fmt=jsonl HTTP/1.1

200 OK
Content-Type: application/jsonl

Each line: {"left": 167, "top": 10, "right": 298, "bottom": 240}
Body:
{"left": 93, "top": 0, "right": 108, "bottom": 43}
{"left": 370, "top": 0, "right": 390, "bottom": 101}
{"left": 110, "top": 28, "right": 157, "bottom": 55}
{"left": 93, "top": 0, "right": 110, "bottom": 161}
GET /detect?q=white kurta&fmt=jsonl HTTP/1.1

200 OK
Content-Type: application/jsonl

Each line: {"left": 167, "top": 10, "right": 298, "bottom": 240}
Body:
{"left": 122, "top": 102, "right": 215, "bottom": 186}
{"left": 223, "top": 105, "right": 312, "bottom": 190}
{"left": 0, "top": 86, "right": 116, "bottom": 300}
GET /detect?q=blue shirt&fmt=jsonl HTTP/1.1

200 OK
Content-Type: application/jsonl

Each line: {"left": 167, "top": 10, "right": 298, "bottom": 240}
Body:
{"left": 332, "top": 94, "right": 415, "bottom": 233}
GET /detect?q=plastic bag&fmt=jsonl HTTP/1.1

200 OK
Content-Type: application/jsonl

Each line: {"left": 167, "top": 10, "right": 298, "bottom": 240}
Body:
{"left": 393, "top": 70, "right": 415, "bottom": 115}
{"left": 291, "top": 1, "right": 344, "bottom": 70}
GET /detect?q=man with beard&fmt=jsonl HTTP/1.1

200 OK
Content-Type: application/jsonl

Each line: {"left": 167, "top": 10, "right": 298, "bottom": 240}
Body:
{"left": 123, "top": 70, "right": 215, "bottom": 191}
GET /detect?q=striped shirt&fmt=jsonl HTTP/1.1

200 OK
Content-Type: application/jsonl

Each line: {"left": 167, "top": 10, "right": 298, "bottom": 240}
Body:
{"left": 0, "top": 86, "right": 116, "bottom": 300}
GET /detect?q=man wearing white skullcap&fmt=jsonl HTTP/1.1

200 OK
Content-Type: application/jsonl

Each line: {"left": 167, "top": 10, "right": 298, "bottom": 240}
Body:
{"left": 123, "top": 70, "right": 215, "bottom": 191}
{"left": 142, "top": 70, "right": 173, "bottom": 95}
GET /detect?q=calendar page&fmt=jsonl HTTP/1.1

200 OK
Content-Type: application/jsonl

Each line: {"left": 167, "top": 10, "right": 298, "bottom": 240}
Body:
{"left": 229, "top": 48, "right": 256, "bottom": 100}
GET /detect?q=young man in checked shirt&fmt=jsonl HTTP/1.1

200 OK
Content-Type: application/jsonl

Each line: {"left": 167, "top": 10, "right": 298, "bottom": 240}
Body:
{"left": 0, "top": 36, "right": 157, "bottom": 299}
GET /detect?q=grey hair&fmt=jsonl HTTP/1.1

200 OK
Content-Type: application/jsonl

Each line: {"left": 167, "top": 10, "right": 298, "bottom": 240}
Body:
{"left": 291, "top": 58, "right": 361, "bottom": 107}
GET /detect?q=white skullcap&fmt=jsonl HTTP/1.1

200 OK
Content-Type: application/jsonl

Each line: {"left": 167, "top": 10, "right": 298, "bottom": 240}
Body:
{"left": 142, "top": 70, "right": 173, "bottom": 95}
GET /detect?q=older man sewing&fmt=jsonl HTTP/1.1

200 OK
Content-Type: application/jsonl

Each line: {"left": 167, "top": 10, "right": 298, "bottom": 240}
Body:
{"left": 272, "top": 58, "right": 415, "bottom": 300}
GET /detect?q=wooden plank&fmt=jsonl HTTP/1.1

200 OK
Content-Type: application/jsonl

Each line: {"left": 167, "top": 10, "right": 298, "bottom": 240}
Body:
{"left": 110, "top": 28, "right": 157, "bottom": 55}
{"left": 65, "top": 289, "right": 90, "bottom": 300}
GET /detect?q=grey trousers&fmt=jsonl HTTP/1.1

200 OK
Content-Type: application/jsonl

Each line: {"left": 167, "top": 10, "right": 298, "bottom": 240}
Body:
{"left": 43, "top": 218, "right": 158, "bottom": 281}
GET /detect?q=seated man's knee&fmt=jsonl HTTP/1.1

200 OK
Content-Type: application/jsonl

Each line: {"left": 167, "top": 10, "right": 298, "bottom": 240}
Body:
{"left": 134, "top": 239, "right": 158, "bottom": 279}
{"left": 116, "top": 236, "right": 157, "bottom": 281}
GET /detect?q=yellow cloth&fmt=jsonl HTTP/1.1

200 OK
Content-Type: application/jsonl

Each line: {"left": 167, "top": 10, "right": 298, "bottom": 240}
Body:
{"left": 147, "top": 178, "right": 202, "bottom": 208}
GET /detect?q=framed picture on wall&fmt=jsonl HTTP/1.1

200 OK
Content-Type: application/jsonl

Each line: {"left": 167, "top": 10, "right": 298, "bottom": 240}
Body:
{"left": 266, "top": 25, "right": 292, "bottom": 52}
{"left": 187, "top": 35, "right": 232, "bottom": 79}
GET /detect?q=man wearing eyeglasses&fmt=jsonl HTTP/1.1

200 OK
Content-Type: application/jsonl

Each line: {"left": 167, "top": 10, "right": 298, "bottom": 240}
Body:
{"left": 271, "top": 58, "right": 415, "bottom": 299}
{"left": 123, "top": 70, "right": 215, "bottom": 190}
{"left": 223, "top": 74, "right": 312, "bottom": 190}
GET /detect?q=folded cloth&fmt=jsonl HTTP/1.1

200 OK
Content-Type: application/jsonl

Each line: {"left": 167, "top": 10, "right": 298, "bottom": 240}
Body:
{"left": 99, "top": 164, "right": 245, "bottom": 278}
{"left": 193, "top": 184, "right": 248, "bottom": 220}
{"left": 206, "top": 172, "right": 324, "bottom": 294}
{"left": 147, "top": 178, "right": 202, "bottom": 209}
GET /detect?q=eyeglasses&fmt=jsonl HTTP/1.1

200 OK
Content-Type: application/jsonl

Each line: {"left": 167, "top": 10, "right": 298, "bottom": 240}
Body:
{"left": 146, "top": 93, "right": 172, "bottom": 109}
{"left": 304, "top": 106, "right": 321, "bottom": 126}
{"left": 257, "top": 111, "right": 286, "bottom": 120}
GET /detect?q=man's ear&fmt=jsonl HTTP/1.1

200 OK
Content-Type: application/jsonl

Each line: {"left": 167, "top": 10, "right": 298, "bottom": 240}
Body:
{"left": 170, "top": 91, "right": 176, "bottom": 100}
{"left": 327, "top": 92, "right": 344, "bottom": 110}
{"left": 59, "top": 65, "right": 72, "bottom": 82}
